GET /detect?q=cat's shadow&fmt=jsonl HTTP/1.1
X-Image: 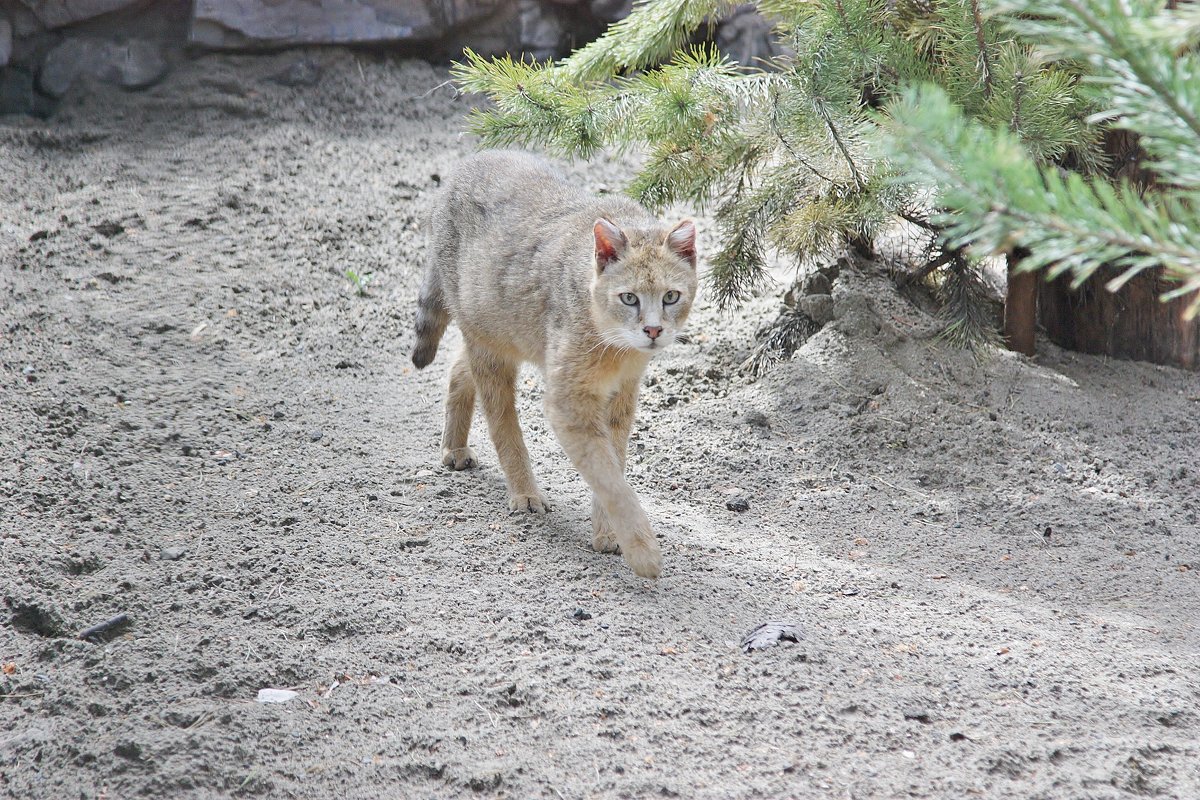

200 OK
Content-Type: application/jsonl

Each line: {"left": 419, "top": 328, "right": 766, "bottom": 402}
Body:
{"left": 447, "top": 462, "right": 707, "bottom": 581}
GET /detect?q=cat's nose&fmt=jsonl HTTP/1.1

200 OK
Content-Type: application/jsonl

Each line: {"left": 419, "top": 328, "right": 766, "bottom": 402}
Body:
{"left": 643, "top": 325, "right": 663, "bottom": 340}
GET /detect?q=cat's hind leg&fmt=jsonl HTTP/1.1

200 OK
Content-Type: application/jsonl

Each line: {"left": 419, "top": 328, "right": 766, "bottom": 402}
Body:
{"left": 469, "top": 345, "right": 550, "bottom": 514}
{"left": 441, "top": 349, "right": 477, "bottom": 470}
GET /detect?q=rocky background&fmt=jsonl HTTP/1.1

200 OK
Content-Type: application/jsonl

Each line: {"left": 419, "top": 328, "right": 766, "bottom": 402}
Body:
{"left": 0, "top": 0, "right": 778, "bottom": 116}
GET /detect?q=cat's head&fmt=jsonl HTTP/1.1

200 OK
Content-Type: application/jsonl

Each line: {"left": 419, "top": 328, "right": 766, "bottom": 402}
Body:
{"left": 590, "top": 218, "right": 698, "bottom": 355}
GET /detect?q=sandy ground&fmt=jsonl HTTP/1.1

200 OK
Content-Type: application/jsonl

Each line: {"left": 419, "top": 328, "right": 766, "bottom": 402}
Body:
{"left": 2, "top": 51, "right": 1199, "bottom": 800}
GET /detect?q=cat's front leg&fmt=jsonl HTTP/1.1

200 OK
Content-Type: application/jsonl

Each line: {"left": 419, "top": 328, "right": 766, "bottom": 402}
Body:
{"left": 591, "top": 497, "right": 620, "bottom": 554}
{"left": 546, "top": 383, "right": 661, "bottom": 578}
{"left": 590, "top": 376, "right": 640, "bottom": 555}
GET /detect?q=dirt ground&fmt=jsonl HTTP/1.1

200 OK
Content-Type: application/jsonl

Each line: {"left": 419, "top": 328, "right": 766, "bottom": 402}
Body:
{"left": 2, "top": 51, "right": 1199, "bottom": 800}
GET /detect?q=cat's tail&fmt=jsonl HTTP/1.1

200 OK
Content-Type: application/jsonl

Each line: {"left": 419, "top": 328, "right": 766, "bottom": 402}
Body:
{"left": 412, "top": 267, "right": 449, "bottom": 369}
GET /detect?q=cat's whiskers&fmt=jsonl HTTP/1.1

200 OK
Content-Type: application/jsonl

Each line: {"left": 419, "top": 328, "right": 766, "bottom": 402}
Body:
{"left": 587, "top": 329, "right": 635, "bottom": 357}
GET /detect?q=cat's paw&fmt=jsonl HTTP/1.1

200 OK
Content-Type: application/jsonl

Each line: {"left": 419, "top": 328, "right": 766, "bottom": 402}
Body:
{"left": 441, "top": 446, "right": 477, "bottom": 471}
{"left": 622, "top": 536, "right": 662, "bottom": 579}
{"left": 509, "top": 493, "right": 550, "bottom": 514}
{"left": 592, "top": 527, "right": 621, "bottom": 554}
{"left": 590, "top": 507, "right": 621, "bottom": 553}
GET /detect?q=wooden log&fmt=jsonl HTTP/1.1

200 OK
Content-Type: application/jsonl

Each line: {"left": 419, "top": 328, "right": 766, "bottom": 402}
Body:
{"left": 1037, "top": 268, "right": 1200, "bottom": 370}
{"left": 1004, "top": 250, "right": 1036, "bottom": 356}
{"left": 1034, "top": 106, "right": 1200, "bottom": 370}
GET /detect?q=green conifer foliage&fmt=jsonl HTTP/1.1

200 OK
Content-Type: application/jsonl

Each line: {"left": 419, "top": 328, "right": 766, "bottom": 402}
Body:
{"left": 883, "top": 0, "right": 1200, "bottom": 315}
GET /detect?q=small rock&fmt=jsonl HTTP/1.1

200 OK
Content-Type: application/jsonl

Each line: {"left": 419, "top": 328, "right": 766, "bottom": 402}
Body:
{"left": 39, "top": 38, "right": 168, "bottom": 98}
{"left": 726, "top": 496, "right": 750, "bottom": 513}
{"left": 269, "top": 58, "right": 322, "bottom": 87}
{"left": 308, "top": 430, "right": 323, "bottom": 442}
{"left": 159, "top": 546, "right": 186, "bottom": 561}
{"left": 742, "top": 410, "right": 770, "bottom": 428}
{"left": 571, "top": 607, "right": 592, "bottom": 621}
{"left": 740, "top": 621, "right": 803, "bottom": 653}
{"left": 403, "top": 537, "right": 430, "bottom": 549}
{"left": 798, "top": 294, "right": 835, "bottom": 325}
{"left": 803, "top": 272, "right": 832, "bottom": 296}
{"left": 256, "top": 688, "right": 298, "bottom": 703}
{"left": 903, "top": 709, "right": 933, "bottom": 724}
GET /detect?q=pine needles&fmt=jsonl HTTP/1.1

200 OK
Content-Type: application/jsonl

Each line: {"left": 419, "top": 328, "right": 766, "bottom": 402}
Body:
{"left": 741, "top": 305, "right": 821, "bottom": 376}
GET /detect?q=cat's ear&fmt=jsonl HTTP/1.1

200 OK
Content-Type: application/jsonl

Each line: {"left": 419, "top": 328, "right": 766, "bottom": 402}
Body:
{"left": 593, "top": 218, "right": 628, "bottom": 273}
{"left": 666, "top": 219, "right": 697, "bottom": 269}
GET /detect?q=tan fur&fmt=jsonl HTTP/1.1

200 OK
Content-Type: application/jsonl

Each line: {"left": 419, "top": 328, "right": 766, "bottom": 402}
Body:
{"left": 412, "top": 151, "right": 699, "bottom": 578}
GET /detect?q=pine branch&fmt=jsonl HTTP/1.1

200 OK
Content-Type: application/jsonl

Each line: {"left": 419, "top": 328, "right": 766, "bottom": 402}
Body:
{"left": 813, "top": 97, "right": 867, "bottom": 189}
{"left": 563, "top": 0, "right": 740, "bottom": 81}
{"left": 883, "top": 84, "right": 1200, "bottom": 315}
{"left": 938, "top": 254, "right": 1001, "bottom": 348}
{"left": 995, "top": 0, "right": 1200, "bottom": 189}
{"left": 969, "top": 0, "right": 994, "bottom": 100}
{"left": 740, "top": 304, "right": 821, "bottom": 376}
{"left": 901, "top": 248, "right": 956, "bottom": 286}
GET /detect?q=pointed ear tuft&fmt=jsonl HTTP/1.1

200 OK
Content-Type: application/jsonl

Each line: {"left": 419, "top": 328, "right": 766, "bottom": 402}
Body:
{"left": 594, "top": 218, "right": 628, "bottom": 273}
{"left": 667, "top": 219, "right": 697, "bottom": 268}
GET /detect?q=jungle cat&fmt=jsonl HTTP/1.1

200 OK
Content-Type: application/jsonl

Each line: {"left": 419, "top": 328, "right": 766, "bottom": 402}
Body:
{"left": 410, "top": 150, "right": 698, "bottom": 579}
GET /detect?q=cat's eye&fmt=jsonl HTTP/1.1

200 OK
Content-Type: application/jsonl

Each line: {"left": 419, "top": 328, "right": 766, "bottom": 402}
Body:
{"left": 619, "top": 292, "right": 639, "bottom": 306}
{"left": 663, "top": 290, "right": 681, "bottom": 305}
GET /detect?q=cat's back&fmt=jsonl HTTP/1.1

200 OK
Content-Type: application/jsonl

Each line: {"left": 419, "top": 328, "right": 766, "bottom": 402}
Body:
{"left": 438, "top": 150, "right": 584, "bottom": 222}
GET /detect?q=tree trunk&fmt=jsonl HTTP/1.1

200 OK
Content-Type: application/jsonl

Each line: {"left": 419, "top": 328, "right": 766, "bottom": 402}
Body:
{"left": 1004, "top": 250, "right": 1036, "bottom": 356}
{"left": 1037, "top": 269, "right": 1200, "bottom": 370}
{"left": 1032, "top": 119, "right": 1200, "bottom": 370}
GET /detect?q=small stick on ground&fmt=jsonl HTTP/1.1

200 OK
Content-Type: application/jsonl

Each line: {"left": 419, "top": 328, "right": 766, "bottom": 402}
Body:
{"left": 78, "top": 613, "right": 130, "bottom": 641}
{"left": 869, "top": 475, "right": 929, "bottom": 498}
{"left": 473, "top": 699, "right": 497, "bottom": 728}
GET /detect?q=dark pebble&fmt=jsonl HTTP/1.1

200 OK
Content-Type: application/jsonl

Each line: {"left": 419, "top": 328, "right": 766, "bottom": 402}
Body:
{"left": 742, "top": 410, "right": 770, "bottom": 428}
{"left": 903, "top": 709, "right": 933, "bottom": 724}
{"left": 572, "top": 607, "right": 592, "bottom": 621}
{"left": 269, "top": 58, "right": 322, "bottom": 88}
{"left": 308, "top": 430, "right": 323, "bottom": 442}
{"left": 726, "top": 496, "right": 750, "bottom": 512}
